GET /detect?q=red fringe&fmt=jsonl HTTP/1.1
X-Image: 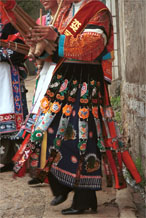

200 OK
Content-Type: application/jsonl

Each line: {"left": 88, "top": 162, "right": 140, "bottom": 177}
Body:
{"left": 121, "top": 150, "right": 142, "bottom": 184}
{"left": 13, "top": 162, "right": 26, "bottom": 178}
{"left": 12, "top": 133, "right": 31, "bottom": 162}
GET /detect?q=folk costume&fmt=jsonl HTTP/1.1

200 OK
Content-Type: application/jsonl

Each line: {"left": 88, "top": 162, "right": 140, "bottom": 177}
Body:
{"left": 0, "top": 13, "right": 28, "bottom": 171}
{"left": 13, "top": 0, "right": 141, "bottom": 213}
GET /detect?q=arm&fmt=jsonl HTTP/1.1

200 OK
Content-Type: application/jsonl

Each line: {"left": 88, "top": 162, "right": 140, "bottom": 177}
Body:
{"left": 58, "top": 10, "right": 111, "bottom": 62}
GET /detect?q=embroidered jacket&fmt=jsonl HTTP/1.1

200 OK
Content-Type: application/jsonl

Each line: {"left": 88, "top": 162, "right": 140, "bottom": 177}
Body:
{"left": 55, "top": 0, "right": 114, "bottom": 83}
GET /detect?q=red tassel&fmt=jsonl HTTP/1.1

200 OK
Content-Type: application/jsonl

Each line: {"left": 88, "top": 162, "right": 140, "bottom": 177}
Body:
{"left": 44, "top": 177, "right": 49, "bottom": 184}
{"left": 106, "top": 150, "right": 120, "bottom": 189}
{"left": 103, "top": 82, "right": 110, "bottom": 106}
{"left": 116, "top": 151, "right": 127, "bottom": 189}
{"left": 17, "top": 163, "right": 26, "bottom": 177}
{"left": 121, "top": 150, "right": 142, "bottom": 184}
{"left": 13, "top": 162, "right": 26, "bottom": 178}
{"left": 22, "top": 130, "right": 27, "bottom": 138}
{"left": 108, "top": 121, "right": 117, "bottom": 138}
{"left": 105, "top": 138, "right": 118, "bottom": 150}
{"left": 12, "top": 134, "right": 31, "bottom": 162}
{"left": 13, "top": 142, "right": 35, "bottom": 175}
{"left": 102, "top": 152, "right": 113, "bottom": 187}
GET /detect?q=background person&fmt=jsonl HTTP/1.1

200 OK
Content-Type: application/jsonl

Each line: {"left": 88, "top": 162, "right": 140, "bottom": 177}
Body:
{"left": 0, "top": 18, "right": 28, "bottom": 172}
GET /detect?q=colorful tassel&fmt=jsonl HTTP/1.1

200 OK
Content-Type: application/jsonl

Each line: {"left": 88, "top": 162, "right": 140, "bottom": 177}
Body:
{"left": 121, "top": 150, "right": 142, "bottom": 184}
{"left": 106, "top": 150, "right": 119, "bottom": 189}
{"left": 12, "top": 133, "right": 31, "bottom": 162}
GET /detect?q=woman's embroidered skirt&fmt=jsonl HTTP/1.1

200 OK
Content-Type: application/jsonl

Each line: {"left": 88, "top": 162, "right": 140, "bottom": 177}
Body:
{"left": 17, "top": 62, "right": 141, "bottom": 190}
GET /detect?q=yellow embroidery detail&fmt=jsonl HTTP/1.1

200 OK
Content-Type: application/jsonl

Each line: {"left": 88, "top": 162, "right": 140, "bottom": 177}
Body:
{"left": 69, "top": 19, "right": 81, "bottom": 33}
{"left": 64, "top": 29, "right": 72, "bottom": 36}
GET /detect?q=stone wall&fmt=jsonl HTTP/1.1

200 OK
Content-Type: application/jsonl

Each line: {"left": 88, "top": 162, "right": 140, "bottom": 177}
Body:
{"left": 118, "top": 0, "right": 146, "bottom": 177}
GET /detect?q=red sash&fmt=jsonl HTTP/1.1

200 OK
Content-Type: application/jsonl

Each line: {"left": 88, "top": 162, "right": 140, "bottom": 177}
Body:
{"left": 62, "top": 0, "right": 108, "bottom": 36}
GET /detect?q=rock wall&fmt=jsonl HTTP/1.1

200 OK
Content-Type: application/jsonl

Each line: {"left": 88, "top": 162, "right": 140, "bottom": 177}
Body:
{"left": 118, "top": 0, "right": 146, "bottom": 176}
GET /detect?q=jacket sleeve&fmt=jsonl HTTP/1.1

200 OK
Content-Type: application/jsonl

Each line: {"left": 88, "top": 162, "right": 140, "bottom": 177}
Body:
{"left": 58, "top": 10, "right": 111, "bottom": 62}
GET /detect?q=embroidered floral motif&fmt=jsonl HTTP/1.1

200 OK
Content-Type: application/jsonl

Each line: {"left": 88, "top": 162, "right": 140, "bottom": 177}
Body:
{"left": 72, "top": 110, "right": 76, "bottom": 117}
{"left": 53, "top": 151, "right": 62, "bottom": 165}
{"left": 90, "top": 80, "right": 95, "bottom": 86}
{"left": 100, "top": 106, "right": 104, "bottom": 117}
{"left": 56, "top": 94, "right": 65, "bottom": 101}
{"left": 104, "top": 106, "right": 114, "bottom": 119}
{"left": 48, "top": 127, "right": 54, "bottom": 134}
{"left": 92, "top": 99, "right": 98, "bottom": 104}
{"left": 31, "top": 129, "right": 43, "bottom": 142}
{"left": 85, "top": 154, "right": 100, "bottom": 173}
{"left": 80, "top": 124, "right": 87, "bottom": 139}
{"left": 80, "top": 99, "right": 88, "bottom": 104}
{"left": 97, "top": 138, "right": 105, "bottom": 150}
{"left": 30, "top": 160, "right": 38, "bottom": 167}
{"left": 40, "top": 97, "right": 50, "bottom": 112}
{"left": 92, "top": 87, "right": 97, "bottom": 97}
{"left": 78, "top": 140, "right": 87, "bottom": 152}
{"left": 54, "top": 138, "right": 62, "bottom": 149}
{"left": 60, "top": 128, "right": 65, "bottom": 133}
{"left": 70, "top": 87, "right": 77, "bottom": 96}
{"left": 78, "top": 107, "right": 89, "bottom": 119}
{"left": 49, "top": 82, "right": 59, "bottom": 88}
{"left": 57, "top": 74, "right": 62, "bottom": 80}
{"left": 62, "top": 104, "right": 73, "bottom": 117}
{"left": 68, "top": 96, "right": 75, "bottom": 102}
{"left": 92, "top": 106, "right": 99, "bottom": 118}
{"left": 73, "top": 80, "right": 77, "bottom": 85}
{"left": 31, "top": 153, "right": 39, "bottom": 159}
{"left": 64, "top": 124, "right": 76, "bottom": 140}
{"left": 59, "top": 79, "right": 68, "bottom": 92}
{"left": 81, "top": 82, "right": 87, "bottom": 97}
{"left": 89, "top": 131, "right": 93, "bottom": 138}
{"left": 71, "top": 156, "right": 78, "bottom": 164}
{"left": 79, "top": 120, "right": 88, "bottom": 145}
{"left": 50, "top": 102, "right": 61, "bottom": 114}
{"left": 47, "top": 90, "right": 55, "bottom": 98}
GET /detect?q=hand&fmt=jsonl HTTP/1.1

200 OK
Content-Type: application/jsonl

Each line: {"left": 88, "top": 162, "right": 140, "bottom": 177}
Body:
{"left": 27, "top": 25, "right": 58, "bottom": 42}
{"left": 45, "top": 40, "right": 57, "bottom": 52}
{"left": 35, "top": 40, "right": 57, "bottom": 57}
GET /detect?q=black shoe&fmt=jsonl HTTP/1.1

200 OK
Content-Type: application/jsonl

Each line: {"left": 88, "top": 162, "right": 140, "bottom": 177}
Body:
{"left": 28, "top": 178, "right": 42, "bottom": 186}
{"left": 61, "top": 207, "right": 97, "bottom": 215}
{"left": 0, "top": 163, "right": 14, "bottom": 173}
{"left": 61, "top": 207, "right": 84, "bottom": 215}
{"left": 50, "top": 195, "right": 67, "bottom": 206}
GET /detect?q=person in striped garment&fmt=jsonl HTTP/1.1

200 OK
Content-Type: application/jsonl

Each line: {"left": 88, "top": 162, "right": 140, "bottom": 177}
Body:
{"left": 17, "top": 0, "right": 58, "bottom": 185}
{"left": 0, "top": 19, "right": 28, "bottom": 172}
